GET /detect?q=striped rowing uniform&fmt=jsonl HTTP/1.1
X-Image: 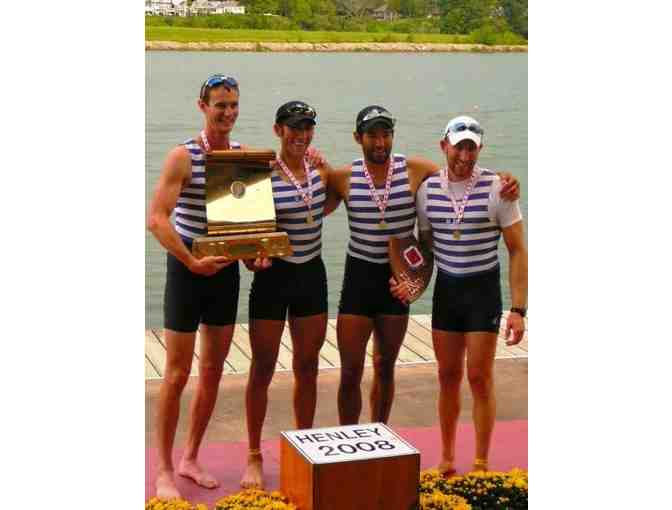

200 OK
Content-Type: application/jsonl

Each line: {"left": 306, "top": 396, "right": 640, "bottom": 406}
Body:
{"left": 271, "top": 165, "right": 326, "bottom": 264}
{"left": 173, "top": 139, "right": 241, "bottom": 244}
{"left": 346, "top": 154, "right": 416, "bottom": 264}
{"left": 416, "top": 166, "right": 522, "bottom": 278}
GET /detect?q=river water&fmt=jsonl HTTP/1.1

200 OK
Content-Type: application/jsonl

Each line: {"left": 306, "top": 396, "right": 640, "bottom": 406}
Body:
{"left": 145, "top": 51, "right": 527, "bottom": 328}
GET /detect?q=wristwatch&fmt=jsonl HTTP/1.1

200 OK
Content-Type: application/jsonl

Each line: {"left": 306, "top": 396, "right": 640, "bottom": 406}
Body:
{"left": 510, "top": 307, "right": 527, "bottom": 318}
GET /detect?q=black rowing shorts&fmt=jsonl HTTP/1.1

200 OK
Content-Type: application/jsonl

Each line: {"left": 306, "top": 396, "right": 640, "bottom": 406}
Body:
{"left": 163, "top": 247, "right": 240, "bottom": 333}
{"left": 249, "top": 256, "right": 328, "bottom": 321}
{"left": 432, "top": 267, "right": 502, "bottom": 333}
{"left": 338, "top": 254, "right": 409, "bottom": 318}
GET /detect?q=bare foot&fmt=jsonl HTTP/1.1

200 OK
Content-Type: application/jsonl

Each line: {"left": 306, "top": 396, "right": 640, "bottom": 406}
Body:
{"left": 240, "top": 453, "right": 264, "bottom": 490}
{"left": 178, "top": 458, "right": 220, "bottom": 489}
{"left": 156, "top": 470, "right": 182, "bottom": 500}
{"left": 437, "top": 460, "right": 457, "bottom": 478}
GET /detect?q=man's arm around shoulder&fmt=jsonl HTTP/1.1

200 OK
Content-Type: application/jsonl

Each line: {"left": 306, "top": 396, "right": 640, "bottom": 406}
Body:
{"left": 323, "top": 164, "right": 351, "bottom": 215}
{"left": 407, "top": 156, "right": 440, "bottom": 195}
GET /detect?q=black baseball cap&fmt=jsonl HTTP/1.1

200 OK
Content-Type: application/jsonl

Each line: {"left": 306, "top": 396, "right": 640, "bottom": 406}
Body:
{"left": 356, "top": 105, "right": 396, "bottom": 133}
{"left": 275, "top": 101, "right": 317, "bottom": 128}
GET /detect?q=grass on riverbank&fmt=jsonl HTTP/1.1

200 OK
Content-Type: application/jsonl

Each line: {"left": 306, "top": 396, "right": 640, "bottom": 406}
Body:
{"left": 146, "top": 26, "right": 481, "bottom": 44}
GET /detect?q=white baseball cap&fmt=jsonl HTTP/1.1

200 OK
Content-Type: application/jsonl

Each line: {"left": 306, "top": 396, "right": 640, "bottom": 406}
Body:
{"left": 442, "top": 115, "right": 484, "bottom": 146}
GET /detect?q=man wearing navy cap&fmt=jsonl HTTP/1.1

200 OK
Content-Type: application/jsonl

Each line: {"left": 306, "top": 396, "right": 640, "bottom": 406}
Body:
{"left": 328, "top": 106, "right": 521, "bottom": 427}
{"left": 240, "top": 100, "right": 340, "bottom": 490}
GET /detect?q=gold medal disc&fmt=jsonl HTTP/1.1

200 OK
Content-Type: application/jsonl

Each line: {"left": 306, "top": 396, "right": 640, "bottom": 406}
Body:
{"left": 379, "top": 221, "right": 387, "bottom": 229}
{"left": 453, "top": 230, "right": 461, "bottom": 240}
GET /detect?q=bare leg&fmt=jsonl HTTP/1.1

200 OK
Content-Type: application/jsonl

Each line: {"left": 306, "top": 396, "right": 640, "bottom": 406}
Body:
{"left": 178, "top": 324, "right": 234, "bottom": 488}
{"left": 337, "top": 314, "right": 374, "bottom": 424}
{"left": 241, "top": 319, "right": 284, "bottom": 489}
{"left": 369, "top": 314, "right": 408, "bottom": 423}
{"left": 432, "top": 330, "right": 467, "bottom": 476}
{"left": 155, "top": 329, "right": 196, "bottom": 500}
{"left": 466, "top": 332, "right": 498, "bottom": 470}
{"left": 289, "top": 313, "right": 327, "bottom": 428}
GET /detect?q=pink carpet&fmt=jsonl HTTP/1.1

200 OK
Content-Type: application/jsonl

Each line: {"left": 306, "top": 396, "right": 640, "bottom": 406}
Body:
{"left": 146, "top": 419, "right": 527, "bottom": 507}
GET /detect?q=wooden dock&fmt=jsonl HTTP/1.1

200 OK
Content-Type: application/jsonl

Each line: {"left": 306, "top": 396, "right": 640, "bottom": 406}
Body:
{"left": 145, "top": 313, "right": 528, "bottom": 380}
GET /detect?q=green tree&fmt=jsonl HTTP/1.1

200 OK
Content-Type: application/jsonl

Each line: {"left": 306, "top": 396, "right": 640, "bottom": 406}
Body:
{"left": 439, "top": 0, "right": 492, "bottom": 34}
{"left": 387, "top": 0, "right": 401, "bottom": 13}
{"left": 278, "top": 0, "right": 295, "bottom": 16}
{"left": 499, "top": 0, "right": 527, "bottom": 38}
{"left": 240, "top": 0, "right": 280, "bottom": 14}
{"left": 399, "top": 0, "right": 415, "bottom": 17}
{"left": 294, "top": 0, "right": 313, "bottom": 20}
{"left": 309, "top": 0, "right": 337, "bottom": 15}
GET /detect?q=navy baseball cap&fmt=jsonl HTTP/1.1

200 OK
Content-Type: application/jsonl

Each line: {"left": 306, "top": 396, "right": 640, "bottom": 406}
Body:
{"left": 356, "top": 105, "right": 396, "bottom": 133}
{"left": 275, "top": 101, "right": 317, "bottom": 128}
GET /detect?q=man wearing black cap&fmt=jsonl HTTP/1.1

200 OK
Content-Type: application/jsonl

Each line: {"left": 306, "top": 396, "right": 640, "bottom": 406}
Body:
{"left": 241, "top": 101, "right": 340, "bottom": 489}
{"left": 327, "top": 106, "right": 520, "bottom": 426}
{"left": 147, "top": 74, "right": 251, "bottom": 499}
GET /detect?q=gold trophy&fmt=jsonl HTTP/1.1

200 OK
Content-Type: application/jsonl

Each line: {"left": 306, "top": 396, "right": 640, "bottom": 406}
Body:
{"left": 191, "top": 149, "right": 293, "bottom": 260}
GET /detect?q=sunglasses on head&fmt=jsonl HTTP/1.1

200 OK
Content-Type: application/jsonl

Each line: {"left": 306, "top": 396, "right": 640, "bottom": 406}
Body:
{"left": 445, "top": 122, "right": 484, "bottom": 137}
{"left": 280, "top": 103, "right": 317, "bottom": 119}
{"left": 200, "top": 75, "right": 239, "bottom": 99}
{"left": 360, "top": 108, "right": 396, "bottom": 125}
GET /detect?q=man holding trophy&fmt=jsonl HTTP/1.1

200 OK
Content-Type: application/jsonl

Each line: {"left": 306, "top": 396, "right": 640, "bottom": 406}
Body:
{"left": 147, "top": 74, "right": 255, "bottom": 499}
{"left": 240, "top": 101, "right": 340, "bottom": 490}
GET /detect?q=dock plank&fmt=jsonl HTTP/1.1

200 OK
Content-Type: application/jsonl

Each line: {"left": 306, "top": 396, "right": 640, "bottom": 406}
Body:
{"left": 413, "top": 314, "right": 433, "bottom": 331}
{"left": 145, "top": 330, "right": 167, "bottom": 377}
{"left": 237, "top": 323, "right": 286, "bottom": 371}
{"left": 327, "top": 319, "right": 376, "bottom": 365}
{"left": 231, "top": 325, "right": 252, "bottom": 359}
{"left": 277, "top": 323, "right": 297, "bottom": 370}
{"left": 404, "top": 320, "right": 437, "bottom": 360}
{"left": 151, "top": 328, "right": 201, "bottom": 376}
{"left": 146, "top": 356, "right": 160, "bottom": 378}
{"left": 315, "top": 331, "right": 339, "bottom": 369}
{"left": 145, "top": 314, "right": 527, "bottom": 379}
{"left": 191, "top": 324, "right": 245, "bottom": 375}
{"left": 323, "top": 322, "right": 342, "bottom": 367}
{"left": 324, "top": 319, "right": 427, "bottom": 364}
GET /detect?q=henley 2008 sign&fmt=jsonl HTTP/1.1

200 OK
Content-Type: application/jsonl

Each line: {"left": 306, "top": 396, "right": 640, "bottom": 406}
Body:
{"left": 281, "top": 422, "right": 419, "bottom": 464}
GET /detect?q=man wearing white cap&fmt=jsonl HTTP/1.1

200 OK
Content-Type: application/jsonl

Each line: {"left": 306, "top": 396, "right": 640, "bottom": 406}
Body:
{"left": 393, "top": 115, "right": 527, "bottom": 475}
{"left": 330, "top": 107, "right": 521, "bottom": 427}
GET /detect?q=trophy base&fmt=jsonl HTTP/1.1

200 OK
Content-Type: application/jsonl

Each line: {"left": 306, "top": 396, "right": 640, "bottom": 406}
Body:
{"left": 192, "top": 232, "right": 293, "bottom": 260}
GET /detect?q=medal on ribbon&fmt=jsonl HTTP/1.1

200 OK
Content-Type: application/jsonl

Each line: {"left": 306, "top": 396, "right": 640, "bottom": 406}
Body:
{"left": 361, "top": 157, "right": 394, "bottom": 229}
{"left": 201, "top": 130, "right": 211, "bottom": 153}
{"left": 276, "top": 157, "right": 315, "bottom": 224}
{"left": 440, "top": 167, "right": 479, "bottom": 240}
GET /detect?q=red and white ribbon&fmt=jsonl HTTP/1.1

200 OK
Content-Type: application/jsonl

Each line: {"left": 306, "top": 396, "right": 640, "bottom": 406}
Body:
{"left": 200, "top": 130, "right": 232, "bottom": 152}
{"left": 440, "top": 166, "right": 479, "bottom": 227}
{"left": 276, "top": 157, "right": 314, "bottom": 223}
{"left": 200, "top": 130, "right": 211, "bottom": 152}
{"left": 361, "top": 156, "right": 394, "bottom": 227}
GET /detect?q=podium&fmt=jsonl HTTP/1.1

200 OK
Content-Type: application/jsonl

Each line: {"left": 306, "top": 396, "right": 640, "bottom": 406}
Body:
{"left": 280, "top": 423, "right": 420, "bottom": 510}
